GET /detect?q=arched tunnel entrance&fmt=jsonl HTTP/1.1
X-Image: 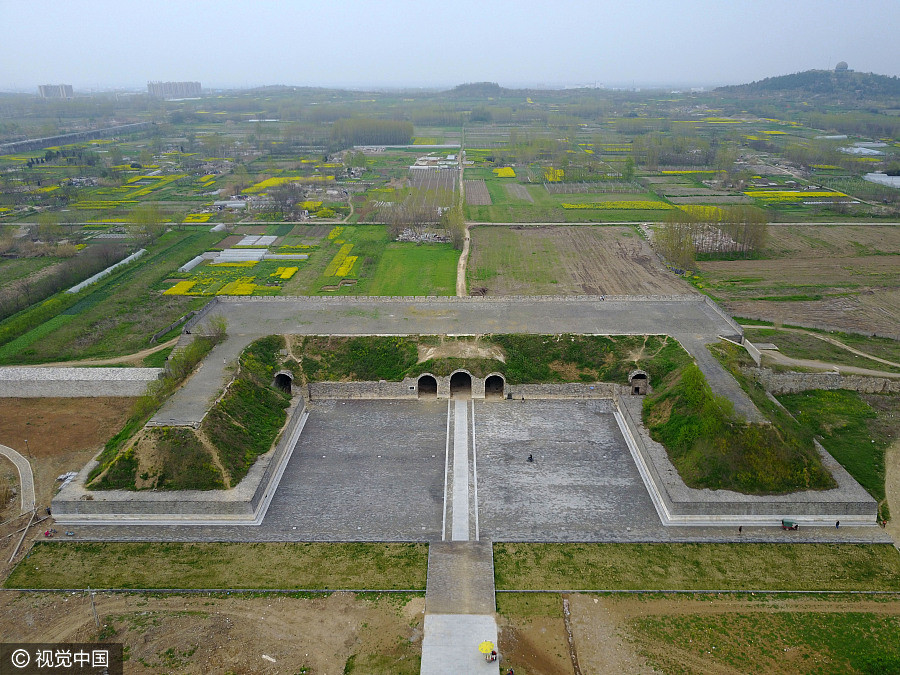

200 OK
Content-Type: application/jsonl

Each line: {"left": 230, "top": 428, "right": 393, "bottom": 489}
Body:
{"left": 273, "top": 370, "right": 293, "bottom": 394}
{"left": 449, "top": 371, "right": 472, "bottom": 399}
{"left": 629, "top": 370, "right": 649, "bottom": 395}
{"left": 417, "top": 374, "right": 437, "bottom": 399}
{"left": 484, "top": 374, "right": 505, "bottom": 400}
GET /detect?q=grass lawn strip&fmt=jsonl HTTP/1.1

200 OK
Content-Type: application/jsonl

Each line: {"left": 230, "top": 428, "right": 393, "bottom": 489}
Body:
{"left": 299, "top": 333, "right": 690, "bottom": 385}
{"left": 493, "top": 543, "right": 900, "bottom": 592}
{"left": 6, "top": 542, "right": 427, "bottom": 590}
{"left": 629, "top": 609, "right": 900, "bottom": 674}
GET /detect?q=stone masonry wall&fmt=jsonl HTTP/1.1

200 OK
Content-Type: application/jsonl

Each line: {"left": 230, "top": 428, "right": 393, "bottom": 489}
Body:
{"left": 749, "top": 367, "right": 900, "bottom": 395}
{"left": 0, "top": 367, "right": 163, "bottom": 397}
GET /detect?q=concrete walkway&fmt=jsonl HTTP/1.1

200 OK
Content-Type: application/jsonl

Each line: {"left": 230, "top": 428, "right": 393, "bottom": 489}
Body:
{"left": 150, "top": 338, "right": 244, "bottom": 427}
{"left": 0, "top": 443, "right": 35, "bottom": 514}
{"left": 451, "top": 400, "right": 473, "bottom": 541}
{"left": 677, "top": 333, "right": 765, "bottom": 423}
{"left": 422, "top": 402, "right": 500, "bottom": 674}
{"left": 422, "top": 542, "right": 499, "bottom": 674}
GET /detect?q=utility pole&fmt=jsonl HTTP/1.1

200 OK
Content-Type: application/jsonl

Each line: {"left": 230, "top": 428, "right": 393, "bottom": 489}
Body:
{"left": 87, "top": 586, "right": 100, "bottom": 628}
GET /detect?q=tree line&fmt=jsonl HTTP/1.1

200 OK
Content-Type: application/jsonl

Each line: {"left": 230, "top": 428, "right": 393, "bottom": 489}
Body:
{"left": 0, "top": 241, "right": 128, "bottom": 321}
{"left": 655, "top": 206, "right": 768, "bottom": 269}
{"left": 330, "top": 118, "right": 413, "bottom": 148}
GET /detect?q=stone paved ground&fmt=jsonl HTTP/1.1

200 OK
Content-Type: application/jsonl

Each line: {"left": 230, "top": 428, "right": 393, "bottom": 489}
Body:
{"left": 261, "top": 399, "right": 447, "bottom": 540}
{"left": 475, "top": 399, "right": 661, "bottom": 541}
{"left": 426, "top": 541, "right": 495, "bottom": 615}
{"left": 69, "top": 399, "right": 891, "bottom": 545}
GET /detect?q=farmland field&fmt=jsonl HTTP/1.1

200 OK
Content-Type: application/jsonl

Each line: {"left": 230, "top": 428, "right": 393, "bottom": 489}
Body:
{"left": 465, "top": 177, "right": 676, "bottom": 223}
{"left": 696, "top": 224, "right": 900, "bottom": 335}
{"left": 464, "top": 179, "right": 491, "bottom": 205}
{"left": 504, "top": 183, "right": 534, "bottom": 202}
{"left": 366, "top": 243, "right": 459, "bottom": 296}
{"left": 497, "top": 592, "right": 900, "bottom": 675}
{"left": 467, "top": 225, "right": 694, "bottom": 296}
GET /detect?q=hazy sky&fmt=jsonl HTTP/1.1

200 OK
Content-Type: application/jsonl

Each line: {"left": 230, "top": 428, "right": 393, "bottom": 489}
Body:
{"left": 2, "top": 0, "right": 899, "bottom": 91}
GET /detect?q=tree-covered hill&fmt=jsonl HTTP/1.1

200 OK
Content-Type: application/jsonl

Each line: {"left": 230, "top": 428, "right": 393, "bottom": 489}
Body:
{"left": 717, "top": 69, "right": 900, "bottom": 101}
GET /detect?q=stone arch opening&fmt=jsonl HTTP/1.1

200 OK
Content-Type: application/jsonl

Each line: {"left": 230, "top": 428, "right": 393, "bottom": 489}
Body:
{"left": 629, "top": 369, "right": 649, "bottom": 395}
{"left": 449, "top": 371, "right": 472, "bottom": 399}
{"left": 417, "top": 374, "right": 438, "bottom": 399}
{"left": 273, "top": 370, "right": 293, "bottom": 394}
{"left": 484, "top": 374, "right": 505, "bottom": 400}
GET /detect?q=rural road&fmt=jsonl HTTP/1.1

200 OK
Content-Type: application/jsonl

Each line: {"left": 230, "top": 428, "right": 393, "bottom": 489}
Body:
{"left": 0, "top": 443, "right": 35, "bottom": 514}
{"left": 759, "top": 350, "right": 900, "bottom": 378}
{"left": 744, "top": 325, "right": 900, "bottom": 370}
{"left": 27, "top": 337, "right": 179, "bottom": 368}
{"left": 456, "top": 224, "right": 471, "bottom": 297}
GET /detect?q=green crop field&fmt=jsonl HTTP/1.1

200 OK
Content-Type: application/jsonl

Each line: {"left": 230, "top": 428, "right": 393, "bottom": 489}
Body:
{"left": 366, "top": 243, "right": 459, "bottom": 295}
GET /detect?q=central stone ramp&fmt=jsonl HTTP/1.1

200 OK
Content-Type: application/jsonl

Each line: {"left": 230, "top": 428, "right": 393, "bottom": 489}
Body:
{"left": 426, "top": 541, "right": 495, "bottom": 615}
{"left": 421, "top": 540, "right": 499, "bottom": 674}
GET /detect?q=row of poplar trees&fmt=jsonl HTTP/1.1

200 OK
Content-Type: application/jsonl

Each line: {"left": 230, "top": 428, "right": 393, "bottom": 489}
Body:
{"left": 655, "top": 205, "right": 768, "bottom": 269}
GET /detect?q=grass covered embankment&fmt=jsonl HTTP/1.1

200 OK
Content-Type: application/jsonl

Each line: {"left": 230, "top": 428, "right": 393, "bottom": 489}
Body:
{"left": 89, "top": 335, "right": 293, "bottom": 491}
{"left": 778, "top": 388, "right": 896, "bottom": 521}
{"left": 643, "top": 342, "right": 835, "bottom": 494}
{"left": 298, "top": 333, "right": 691, "bottom": 384}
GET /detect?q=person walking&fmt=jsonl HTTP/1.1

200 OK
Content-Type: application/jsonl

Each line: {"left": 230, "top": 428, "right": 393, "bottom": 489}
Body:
{"left": 738, "top": 526, "right": 742, "bottom": 534}
{"left": 835, "top": 520, "right": 840, "bottom": 529}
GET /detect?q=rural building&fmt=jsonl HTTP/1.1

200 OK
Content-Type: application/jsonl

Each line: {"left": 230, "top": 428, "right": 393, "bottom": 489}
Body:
{"left": 38, "top": 84, "right": 73, "bottom": 99}
{"left": 148, "top": 81, "right": 202, "bottom": 99}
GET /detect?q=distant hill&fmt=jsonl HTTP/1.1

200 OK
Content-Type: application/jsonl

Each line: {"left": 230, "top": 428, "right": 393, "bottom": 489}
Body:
{"left": 448, "top": 82, "right": 507, "bottom": 97}
{"left": 716, "top": 69, "right": 900, "bottom": 101}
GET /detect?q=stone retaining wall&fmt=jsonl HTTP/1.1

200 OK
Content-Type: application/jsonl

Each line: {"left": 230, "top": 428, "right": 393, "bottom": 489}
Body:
{"left": 614, "top": 391, "right": 877, "bottom": 524}
{"left": 743, "top": 339, "right": 763, "bottom": 366}
{"left": 51, "top": 397, "right": 308, "bottom": 525}
{"left": 702, "top": 295, "right": 743, "bottom": 337}
{"left": 749, "top": 367, "right": 900, "bottom": 395}
{"left": 309, "top": 380, "right": 420, "bottom": 400}
{"left": 0, "top": 367, "right": 163, "bottom": 397}
{"left": 308, "top": 379, "right": 618, "bottom": 401}
{"left": 183, "top": 297, "right": 222, "bottom": 333}
{"left": 507, "top": 382, "right": 616, "bottom": 399}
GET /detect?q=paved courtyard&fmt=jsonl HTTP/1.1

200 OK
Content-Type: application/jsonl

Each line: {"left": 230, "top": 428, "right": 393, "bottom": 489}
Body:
{"left": 263, "top": 400, "right": 446, "bottom": 540}
{"left": 476, "top": 400, "right": 660, "bottom": 541}
{"left": 71, "top": 399, "right": 888, "bottom": 544}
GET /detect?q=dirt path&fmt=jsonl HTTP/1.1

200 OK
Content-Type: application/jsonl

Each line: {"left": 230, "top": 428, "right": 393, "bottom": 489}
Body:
{"left": 26, "top": 337, "right": 179, "bottom": 368}
{"left": 569, "top": 595, "right": 654, "bottom": 674}
{"left": 343, "top": 196, "right": 355, "bottom": 223}
{"left": 745, "top": 324, "right": 900, "bottom": 369}
{"left": 456, "top": 223, "right": 471, "bottom": 297}
{"left": 0, "top": 444, "right": 34, "bottom": 515}
{"left": 760, "top": 350, "right": 900, "bottom": 378}
{"left": 886, "top": 440, "right": 900, "bottom": 549}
